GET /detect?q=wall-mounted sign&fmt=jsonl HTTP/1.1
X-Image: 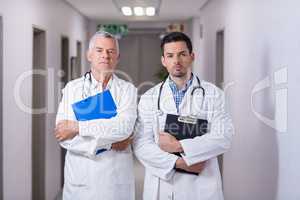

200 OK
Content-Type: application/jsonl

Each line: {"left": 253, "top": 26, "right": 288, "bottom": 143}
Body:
{"left": 166, "top": 23, "right": 184, "bottom": 33}
{"left": 97, "top": 24, "right": 129, "bottom": 39}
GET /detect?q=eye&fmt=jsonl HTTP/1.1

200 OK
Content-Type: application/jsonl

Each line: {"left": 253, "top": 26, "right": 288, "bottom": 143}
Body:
{"left": 107, "top": 50, "right": 116, "bottom": 54}
{"left": 166, "top": 54, "right": 173, "bottom": 58}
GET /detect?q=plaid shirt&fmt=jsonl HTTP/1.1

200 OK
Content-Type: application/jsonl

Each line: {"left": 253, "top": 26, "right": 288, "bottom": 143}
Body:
{"left": 168, "top": 75, "right": 193, "bottom": 112}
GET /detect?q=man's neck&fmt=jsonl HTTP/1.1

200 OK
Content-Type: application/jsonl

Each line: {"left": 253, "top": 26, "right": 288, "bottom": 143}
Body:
{"left": 91, "top": 69, "right": 112, "bottom": 89}
{"left": 170, "top": 73, "right": 192, "bottom": 90}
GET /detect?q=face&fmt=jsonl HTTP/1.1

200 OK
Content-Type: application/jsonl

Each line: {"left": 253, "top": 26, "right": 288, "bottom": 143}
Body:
{"left": 161, "top": 41, "right": 194, "bottom": 78}
{"left": 87, "top": 37, "right": 119, "bottom": 73}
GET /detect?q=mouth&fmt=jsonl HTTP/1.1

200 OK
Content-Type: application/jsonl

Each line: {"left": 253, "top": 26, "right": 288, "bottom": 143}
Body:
{"left": 174, "top": 65, "right": 183, "bottom": 70}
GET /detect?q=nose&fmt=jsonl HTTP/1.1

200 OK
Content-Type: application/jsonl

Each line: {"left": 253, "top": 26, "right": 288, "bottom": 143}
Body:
{"left": 173, "top": 55, "right": 180, "bottom": 64}
{"left": 101, "top": 50, "right": 109, "bottom": 59}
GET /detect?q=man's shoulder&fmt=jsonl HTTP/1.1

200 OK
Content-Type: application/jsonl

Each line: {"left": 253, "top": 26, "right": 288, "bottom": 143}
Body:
{"left": 200, "top": 80, "right": 224, "bottom": 97}
{"left": 114, "top": 75, "right": 136, "bottom": 90}
{"left": 139, "top": 82, "right": 163, "bottom": 102}
{"left": 63, "top": 76, "right": 84, "bottom": 91}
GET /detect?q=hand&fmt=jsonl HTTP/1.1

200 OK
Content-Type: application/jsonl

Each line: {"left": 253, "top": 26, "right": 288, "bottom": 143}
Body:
{"left": 55, "top": 120, "right": 79, "bottom": 141}
{"left": 159, "top": 132, "right": 183, "bottom": 153}
{"left": 175, "top": 158, "right": 206, "bottom": 174}
{"left": 111, "top": 135, "right": 133, "bottom": 151}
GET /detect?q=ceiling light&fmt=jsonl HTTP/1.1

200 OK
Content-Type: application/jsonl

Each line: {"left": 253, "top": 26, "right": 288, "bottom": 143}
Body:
{"left": 146, "top": 7, "right": 155, "bottom": 16}
{"left": 134, "top": 7, "right": 144, "bottom": 16}
{"left": 121, "top": 6, "right": 132, "bottom": 16}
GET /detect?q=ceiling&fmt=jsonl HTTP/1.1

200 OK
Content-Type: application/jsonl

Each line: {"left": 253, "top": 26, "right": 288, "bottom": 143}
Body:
{"left": 65, "top": 0, "right": 208, "bottom": 22}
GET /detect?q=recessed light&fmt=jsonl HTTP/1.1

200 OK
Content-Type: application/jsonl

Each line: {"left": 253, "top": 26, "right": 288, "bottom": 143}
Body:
{"left": 134, "top": 7, "right": 144, "bottom": 16}
{"left": 146, "top": 7, "right": 155, "bottom": 16}
{"left": 121, "top": 6, "right": 132, "bottom": 16}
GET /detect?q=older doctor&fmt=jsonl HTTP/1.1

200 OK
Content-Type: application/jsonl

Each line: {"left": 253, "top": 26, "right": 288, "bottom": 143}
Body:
{"left": 133, "top": 32, "right": 234, "bottom": 200}
{"left": 55, "top": 31, "right": 137, "bottom": 200}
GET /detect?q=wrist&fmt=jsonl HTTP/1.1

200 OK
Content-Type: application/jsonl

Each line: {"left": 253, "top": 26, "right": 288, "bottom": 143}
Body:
{"left": 175, "top": 158, "right": 186, "bottom": 169}
{"left": 174, "top": 140, "right": 183, "bottom": 153}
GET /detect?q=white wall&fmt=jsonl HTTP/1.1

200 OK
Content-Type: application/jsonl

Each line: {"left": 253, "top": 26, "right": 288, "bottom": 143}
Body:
{"left": 0, "top": 0, "right": 88, "bottom": 199}
{"left": 0, "top": 15, "right": 3, "bottom": 200}
{"left": 192, "top": 0, "right": 300, "bottom": 199}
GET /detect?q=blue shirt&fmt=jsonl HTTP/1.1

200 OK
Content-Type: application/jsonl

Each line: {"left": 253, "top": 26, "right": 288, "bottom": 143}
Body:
{"left": 168, "top": 75, "right": 193, "bottom": 112}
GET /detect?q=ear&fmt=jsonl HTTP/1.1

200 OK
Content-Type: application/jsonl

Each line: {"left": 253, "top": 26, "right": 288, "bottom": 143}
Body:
{"left": 87, "top": 50, "right": 92, "bottom": 62}
{"left": 161, "top": 56, "right": 167, "bottom": 68}
{"left": 190, "top": 52, "right": 195, "bottom": 61}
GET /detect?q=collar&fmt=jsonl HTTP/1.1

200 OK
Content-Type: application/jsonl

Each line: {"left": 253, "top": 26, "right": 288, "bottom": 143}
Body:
{"left": 168, "top": 73, "right": 193, "bottom": 92}
{"left": 90, "top": 72, "right": 114, "bottom": 91}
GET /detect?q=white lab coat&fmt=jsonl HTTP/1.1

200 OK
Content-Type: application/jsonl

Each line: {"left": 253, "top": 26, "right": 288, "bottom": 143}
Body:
{"left": 56, "top": 74, "right": 137, "bottom": 200}
{"left": 133, "top": 75, "right": 234, "bottom": 200}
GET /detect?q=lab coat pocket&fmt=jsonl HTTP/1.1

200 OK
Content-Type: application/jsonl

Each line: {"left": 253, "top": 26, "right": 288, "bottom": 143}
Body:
{"left": 64, "top": 152, "right": 89, "bottom": 186}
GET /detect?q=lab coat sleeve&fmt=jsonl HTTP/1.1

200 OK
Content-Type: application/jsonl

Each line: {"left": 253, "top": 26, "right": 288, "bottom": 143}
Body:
{"left": 133, "top": 94, "right": 178, "bottom": 181}
{"left": 55, "top": 83, "right": 100, "bottom": 157}
{"left": 179, "top": 87, "right": 234, "bottom": 166}
{"left": 77, "top": 84, "right": 137, "bottom": 146}
{"left": 56, "top": 82, "right": 137, "bottom": 158}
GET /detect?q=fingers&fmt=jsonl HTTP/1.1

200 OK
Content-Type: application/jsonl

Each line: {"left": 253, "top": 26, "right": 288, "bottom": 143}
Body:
{"left": 55, "top": 131, "right": 65, "bottom": 141}
{"left": 55, "top": 133, "right": 63, "bottom": 141}
{"left": 54, "top": 127, "right": 65, "bottom": 142}
{"left": 188, "top": 162, "right": 206, "bottom": 174}
{"left": 111, "top": 139, "right": 132, "bottom": 151}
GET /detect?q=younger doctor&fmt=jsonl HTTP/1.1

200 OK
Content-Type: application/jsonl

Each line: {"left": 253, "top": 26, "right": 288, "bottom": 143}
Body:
{"left": 55, "top": 31, "right": 137, "bottom": 200}
{"left": 133, "top": 32, "right": 234, "bottom": 200}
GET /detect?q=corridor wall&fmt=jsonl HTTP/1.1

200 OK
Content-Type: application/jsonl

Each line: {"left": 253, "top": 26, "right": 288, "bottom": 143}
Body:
{"left": 0, "top": 0, "right": 88, "bottom": 199}
{"left": 192, "top": 0, "right": 300, "bottom": 199}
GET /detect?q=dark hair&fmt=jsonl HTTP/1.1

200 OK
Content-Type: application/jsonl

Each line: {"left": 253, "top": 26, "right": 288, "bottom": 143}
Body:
{"left": 160, "top": 32, "right": 193, "bottom": 55}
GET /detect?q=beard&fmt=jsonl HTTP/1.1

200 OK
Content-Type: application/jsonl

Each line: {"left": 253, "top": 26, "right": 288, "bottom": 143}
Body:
{"left": 171, "top": 68, "right": 187, "bottom": 78}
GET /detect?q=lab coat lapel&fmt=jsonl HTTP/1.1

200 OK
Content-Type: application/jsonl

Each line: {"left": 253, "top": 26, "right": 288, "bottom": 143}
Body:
{"left": 160, "top": 77, "right": 177, "bottom": 115}
{"left": 108, "top": 74, "right": 120, "bottom": 106}
{"left": 178, "top": 75, "right": 201, "bottom": 116}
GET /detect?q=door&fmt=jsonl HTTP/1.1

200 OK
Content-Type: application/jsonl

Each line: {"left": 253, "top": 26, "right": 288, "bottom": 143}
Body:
{"left": 32, "top": 27, "right": 46, "bottom": 200}
{"left": 216, "top": 30, "right": 225, "bottom": 177}
{"left": 60, "top": 36, "right": 69, "bottom": 187}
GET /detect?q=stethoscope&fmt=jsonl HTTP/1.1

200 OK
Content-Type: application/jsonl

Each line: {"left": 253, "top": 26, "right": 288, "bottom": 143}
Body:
{"left": 82, "top": 70, "right": 92, "bottom": 99}
{"left": 157, "top": 75, "right": 205, "bottom": 116}
{"left": 82, "top": 70, "right": 114, "bottom": 99}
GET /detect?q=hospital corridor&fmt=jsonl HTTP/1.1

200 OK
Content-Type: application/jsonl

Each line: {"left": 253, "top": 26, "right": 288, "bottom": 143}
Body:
{"left": 0, "top": 0, "right": 299, "bottom": 200}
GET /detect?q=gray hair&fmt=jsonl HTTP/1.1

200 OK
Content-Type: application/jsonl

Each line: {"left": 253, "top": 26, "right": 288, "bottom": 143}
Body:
{"left": 88, "top": 30, "right": 119, "bottom": 54}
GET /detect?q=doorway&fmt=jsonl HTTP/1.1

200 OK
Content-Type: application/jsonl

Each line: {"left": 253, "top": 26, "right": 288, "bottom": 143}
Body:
{"left": 216, "top": 30, "right": 224, "bottom": 88}
{"left": 61, "top": 37, "right": 70, "bottom": 85}
{"left": 216, "top": 30, "right": 225, "bottom": 176}
{"left": 74, "top": 41, "right": 82, "bottom": 78}
{"left": 32, "top": 27, "right": 46, "bottom": 200}
{"left": 60, "top": 36, "right": 70, "bottom": 187}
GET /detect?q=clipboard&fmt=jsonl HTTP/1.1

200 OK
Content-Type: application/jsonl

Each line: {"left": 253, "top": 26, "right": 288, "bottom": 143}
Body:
{"left": 164, "top": 114, "right": 208, "bottom": 140}
{"left": 72, "top": 90, "right": 117, "bottom": 121}
{"left": 71, "top": 90, "right": 117, "bottom": 155}
{"left": 164, "top": 113, "right": 209, "bottom": 175}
